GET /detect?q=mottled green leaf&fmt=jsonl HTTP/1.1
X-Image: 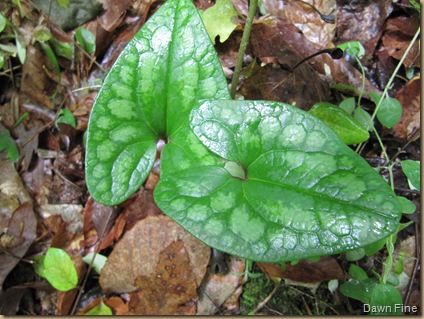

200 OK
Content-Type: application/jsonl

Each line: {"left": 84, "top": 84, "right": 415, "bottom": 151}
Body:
{"left": 155, "top": 100, "right": 402, "bottom": 262}
{"left": 85, "top": 0, "right": 230, "bottom": 205}
{"left": 309, "top": 102, "right": 369, "bottom": 145}
{"left": 34, "top": 248, "right": 78, "bottom": 291}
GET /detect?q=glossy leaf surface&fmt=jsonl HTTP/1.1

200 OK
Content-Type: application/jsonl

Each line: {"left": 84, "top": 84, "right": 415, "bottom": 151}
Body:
{"left": 85, "top": 0, "right": 230, "bottom": 205}
{"left": 309, "top": 102, "right": 369, "bottom": 145}
{"left": 155, "top": 100, "right": 401, "bottom": 262}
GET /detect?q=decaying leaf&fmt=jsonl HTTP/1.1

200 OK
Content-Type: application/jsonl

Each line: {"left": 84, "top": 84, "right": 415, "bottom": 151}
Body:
{"left": 335, "top": 0, "right": 393, "bottom": 55}
{"left": 197, "top": 255, "right": 245, "bottom": 315}
{"left": 280, "top": 0, "right": 336, "bottom": 47}
{"left": 390, "top": 78, "right": 420, "bottom": 139}
{"left": 381, "top": 16, "right": 420, "bottom": 68}
{"left": 128, "top": 240, "right": 198, "bottom": 315}
{"left": 257, "top": 256, "right": 344, "bottom": 284}
{"left": 239, "top": 57, "right": 329, "bottom": 111}
{"left": 250, "top": 21, "right": 381, "bottom": 96}
{"left": 99, "top": 215, "right": 210, "bottom": 294}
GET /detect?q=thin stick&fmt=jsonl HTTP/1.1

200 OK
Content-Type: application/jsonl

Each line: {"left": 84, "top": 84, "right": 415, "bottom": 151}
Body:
{"left": 229, "top": 0, "right": 258, "bottom": 98}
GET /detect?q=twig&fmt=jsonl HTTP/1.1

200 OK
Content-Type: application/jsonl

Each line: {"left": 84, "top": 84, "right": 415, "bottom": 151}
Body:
{"left": 252, "top": 283, "right": 279, "bottom": 314}
{"left": 229, "top": 0, "right": 258, "bottom": 98}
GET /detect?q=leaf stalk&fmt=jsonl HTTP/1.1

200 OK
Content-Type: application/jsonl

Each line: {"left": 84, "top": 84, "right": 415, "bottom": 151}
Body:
{"left": 230, "top": 0, "right": 258, "bottom": 98}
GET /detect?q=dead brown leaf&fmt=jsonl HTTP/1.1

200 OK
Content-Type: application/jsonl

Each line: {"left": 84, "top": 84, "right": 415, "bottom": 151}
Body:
{"left": 99, "top": 215, "right": 210, "bottom": 294}
{"left": 280, "top": 0, "right": 336, "bottom": 47}
{"left": 381, "top": 16, "right": 420, "bottom": 68}
{"left": 239, "top": 57, "right": 329, "bottom": 110}
{"left": 0, "top": 201, "right": 36, "bottom": 288}
{"left": 257, "top": 256, "right": 343, "bottom": 284}
{"left": 21, "top": 45, "right": 57, "bottom": 109}
{"left": 335, "top": 0, "right": 393, "bottom": 56}
{"left": 390, "top": 78, "right": 420, "bottom": 139}
{"left": 197, "top": 255, "right": 245, "bottom": 315}
{"left": 128, "top": 240, "right": 198, "bottom": 315}
{"left": 250, "top": 20, "right": 381, "bottom": 96}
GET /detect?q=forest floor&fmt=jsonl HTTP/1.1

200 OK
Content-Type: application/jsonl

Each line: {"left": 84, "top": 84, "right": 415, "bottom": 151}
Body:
{"left": 0, "top": 0, "right": 421, "bottom": 315}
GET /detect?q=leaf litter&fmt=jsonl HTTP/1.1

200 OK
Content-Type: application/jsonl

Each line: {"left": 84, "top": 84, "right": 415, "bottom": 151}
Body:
{"left": 0, "top": 0, "right": 420, "bottom": 315}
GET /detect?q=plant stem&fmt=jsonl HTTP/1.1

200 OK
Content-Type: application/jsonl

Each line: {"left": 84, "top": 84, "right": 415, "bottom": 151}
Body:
{"left": 230, "top": 0, "right": 258, "bottom": 98}
{"left": 369, "top": 27, "right": 420, "bottom": 124}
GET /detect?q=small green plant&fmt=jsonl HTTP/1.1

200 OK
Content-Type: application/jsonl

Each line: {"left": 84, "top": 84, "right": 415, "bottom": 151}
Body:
{"left": 33, "top": 247, "right": 78, "bottom": 292}
{"left": 0, "top": 11, "right": 26, "bottom": 69}
{"left": 85, "top": 0, "right": 404, "bottom": 263}
{"left": 341, "top": 263, "right": 403, "bottom": 315}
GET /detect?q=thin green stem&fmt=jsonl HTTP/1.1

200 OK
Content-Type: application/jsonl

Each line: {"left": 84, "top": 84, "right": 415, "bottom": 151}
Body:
{"left": 369, "top": 27, "right": 420, "bottom": 124}
{"left": 355, "top": 55, "right": 365, "bottom": 109}
{"left": 230, "top": 0, "right": 258, "bottom": 98}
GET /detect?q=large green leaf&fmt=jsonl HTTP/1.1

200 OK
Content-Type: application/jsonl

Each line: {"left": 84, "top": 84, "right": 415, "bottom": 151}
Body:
{"left": 155, "top": 100, "right": 401, "bottom": 262}
{"left": 85, "top": 0, "right": 230, "bottom": 205}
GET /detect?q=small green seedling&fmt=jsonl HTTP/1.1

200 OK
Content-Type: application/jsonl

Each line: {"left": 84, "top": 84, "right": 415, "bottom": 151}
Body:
{"left": 401, "top": 160, "right": 420, "bottom": 191}
{"left": 85, "top": 0, "right": 402, "bottom": 263}
{"left": 0, "top": 129, "right": 19, "bottom": 162}
{"left": 34, "top": 247, "right": 78, "bottom": 291}
{"left": 56, "top": 108, "right": 77, "bottom": 128}
{"left": 340, "top": 263, "right": 403, "bottom": 315}
{"left": 85, "top": 301, "right": 112, "bottom": 315}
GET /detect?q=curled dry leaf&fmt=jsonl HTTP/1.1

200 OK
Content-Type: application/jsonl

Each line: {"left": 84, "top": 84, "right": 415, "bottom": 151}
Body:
{"left": 128, "top": 240, "right": 198, "bottom": 315}
{"left": 82, "top": 197, "right": 119, "bottom": 252}
{"left": 99, "top": 215, "right": 210, "bottom": 294}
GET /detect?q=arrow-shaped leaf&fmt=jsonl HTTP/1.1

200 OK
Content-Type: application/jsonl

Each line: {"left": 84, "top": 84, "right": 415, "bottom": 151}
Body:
{"left": 85, "top": 0, "right": 230, "bottom": 205}
{"left": 155, "top": 100, "right": 401, "bottom": 262}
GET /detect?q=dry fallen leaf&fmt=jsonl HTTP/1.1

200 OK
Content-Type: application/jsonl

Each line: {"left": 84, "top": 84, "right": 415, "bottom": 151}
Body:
{"left": 257, "top": 256, "right": 343, "bottom": 284}
{"left": 0, "top": 159, "right": 35, "bottom": 288}
{"left": 197, "top": 255, "right": 245, "bottom": 315}
{"left": 335, "top": 1, "right": 392, "bottom": 56}
{"left": 250, "top": 21, "right": 381, "bottom": 96}
{"left": 99, "top": 215, "right": 210, "bottom": 294}
{"left": 128, "top": 240, "right": 198, "bottom": 315}
{"left": 390, "top": 78, "right": 420, "bottom": 139}
{"left": 239, "top": 57, "right": 329, "bottom": 111}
